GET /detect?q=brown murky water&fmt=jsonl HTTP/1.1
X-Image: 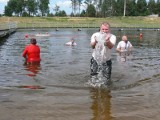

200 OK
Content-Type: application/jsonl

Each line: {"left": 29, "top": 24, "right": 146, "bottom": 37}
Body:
{"left": 0, "top": 28, "right": 160, "bottom": 120}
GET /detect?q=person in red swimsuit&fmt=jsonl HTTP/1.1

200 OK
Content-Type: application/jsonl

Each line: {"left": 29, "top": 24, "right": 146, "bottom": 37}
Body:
{"left": 22, "top": 38, "right": 41, "bottom": 64}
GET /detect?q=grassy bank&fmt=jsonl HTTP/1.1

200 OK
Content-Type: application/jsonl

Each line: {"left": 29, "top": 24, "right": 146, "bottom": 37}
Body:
{"left": 0, "top": 16, "right": 160, "bottom": 29}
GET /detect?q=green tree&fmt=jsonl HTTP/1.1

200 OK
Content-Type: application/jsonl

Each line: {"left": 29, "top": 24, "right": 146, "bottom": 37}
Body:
{"left": 80, "top": 10, "right": 86, "bottom": 17}
{"left": 55, "top": 10, "right": 67, "bottom": 17}
{"left": 85, "top": 0, "right": 101, "bottom": 17}
{"left": 126, "top": 0, "right": 137, "bottom": 16}
{"left": 114, "top": 0, "right": 124, "bottom": 16}
{"left": 101, "top": 0, "right": 107, "bottom": 17}
{"left": 53, "top": 4, "right": 60, "bottom": 15}
{"left": 4, "top": 0, "right": 41, "bottom": 16}
{"left": 71, "top": 0, "right": 78, "bottom": 16}
{"left": 16, "top": 0, "right": 24, "bottom": 16}
{"left": 26, "top": 0, "right": 38, "bottom": 16}
{"left": 4, "top": 6, "right": 13, "bottom": 16}
{"left": 4, "top": 0, "right": 14, "bottom": 16}
{"left": 38, "top": 0, "right": 49, "bottom": 16}
{"left": 93, "top": 0, "right": 101, "bottom": 12}
{"left": 101, "top": 0, "right": 112, "bottom": 17}
{"left": 109, "top": 0, "right": 116, "bottom": 16}
{"left": 137, "top": 0, "right": 148, "bottom": 16}
{"left": 77, "top": 0, "right": 83, "bottom": 16}
{"left": 157, "top": 0, "right": 160, "bottom": 15}
{"left": 86, "top": 4, "right": 96, "bottom": 17}
{"left": 59, "top": 10, "right": 67, "bottom": 17}
{"left": 4, "top": 0, "right": 26, "bottom": 16}
{"left": 148, "top": 0, "right": 156, "bottom": 14}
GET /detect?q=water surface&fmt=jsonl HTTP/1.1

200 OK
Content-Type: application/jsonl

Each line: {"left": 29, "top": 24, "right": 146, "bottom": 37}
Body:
{"left": 0, "top": 28, "right": 160, "bottom": 120}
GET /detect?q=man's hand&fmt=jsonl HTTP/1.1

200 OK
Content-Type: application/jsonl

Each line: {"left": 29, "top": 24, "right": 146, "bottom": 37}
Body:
{"left": 104, "top": 33, "right": 114, "bottom": 49}
{"left": 106, "top": 33, "right": 111, "bottom": 42}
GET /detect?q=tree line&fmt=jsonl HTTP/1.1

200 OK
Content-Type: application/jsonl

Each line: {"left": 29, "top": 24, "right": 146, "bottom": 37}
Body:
{"left": 4, "top": 0, "right": 49, "bottom": 17}
{"left": 3, "top": 0, "right": 160, "bottom": 17}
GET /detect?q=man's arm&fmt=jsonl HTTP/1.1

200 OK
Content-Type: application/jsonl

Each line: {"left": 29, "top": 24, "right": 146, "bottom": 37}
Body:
{"left": 104, "top": 40, "right": 114, "bottom": 49}
{"left": 116, "top": 47, "right": 121, "bottom": 53}
{"left": 104, "top": 34, "right": 115, "bottom": 49}
{"left": 91, "top": 36, "right": 97, "bottom": 49}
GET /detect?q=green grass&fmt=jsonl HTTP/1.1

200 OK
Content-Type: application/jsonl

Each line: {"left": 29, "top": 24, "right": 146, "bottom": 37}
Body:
{"left": 0, "top": 16, "right": 160, "bottom": 29}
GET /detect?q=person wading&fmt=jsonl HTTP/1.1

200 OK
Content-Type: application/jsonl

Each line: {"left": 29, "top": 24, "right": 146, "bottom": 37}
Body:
{"left": 90, "top": 22, "right": 116, "bottom": 85}
{"left": 22, "top": 38, "right": 41, "bottom": 64}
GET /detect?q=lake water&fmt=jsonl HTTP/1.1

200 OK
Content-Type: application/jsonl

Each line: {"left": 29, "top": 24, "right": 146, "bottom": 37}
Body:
{"left": 0, "top": 28, "right": 160, "bottom": 120}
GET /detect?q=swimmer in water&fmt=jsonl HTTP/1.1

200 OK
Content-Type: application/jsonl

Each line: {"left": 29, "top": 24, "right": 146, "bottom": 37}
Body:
{"left": 65, "top": 38, "right": 77, "bottom": 46}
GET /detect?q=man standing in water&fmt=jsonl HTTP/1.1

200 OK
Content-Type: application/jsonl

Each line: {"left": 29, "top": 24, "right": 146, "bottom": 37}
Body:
{"left": 22, "top": 38, "right": 41, "bottom": 64}
{"left": 116, "top": 35, "right": 133, "bottom": 62}
{"left": 90, "top": 22, "right": 116, "bottom": 85}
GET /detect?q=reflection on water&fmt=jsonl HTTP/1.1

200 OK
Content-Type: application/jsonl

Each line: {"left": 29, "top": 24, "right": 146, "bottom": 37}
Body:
{"left": 0, "top": 28, "right": 160, "bottom": 119}
{"left": 23, "top": 62, "right": 41, "bottom": 77}
{"left": 90, "top": 88, "right": 111, "bottom": 120}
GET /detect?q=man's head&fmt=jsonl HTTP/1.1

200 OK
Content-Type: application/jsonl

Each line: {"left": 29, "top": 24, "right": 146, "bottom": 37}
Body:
{"left": 30, "top": 38, "right": 37, "bottom": 45}
{"left": 122, "top": 35, "right": 128, "bottom": 43}
{"left": 71, "top": 38, "right": 75, "bottom": 43}
{"left": 100, "top": 22, "right": 110, "bottom": 33}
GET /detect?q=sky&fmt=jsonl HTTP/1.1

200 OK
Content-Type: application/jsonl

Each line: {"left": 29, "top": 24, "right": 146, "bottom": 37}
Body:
{"left": 0, "top": 0, "right": 77, "bottom": 15}
{"left": 50, "top": 0, "right": 73, "bottom": 15}
{"left": 0, "top": 0, "right": 8, "bottom": 14}
{"left": 0, "top": 0, "right": 151, "bottom": 15}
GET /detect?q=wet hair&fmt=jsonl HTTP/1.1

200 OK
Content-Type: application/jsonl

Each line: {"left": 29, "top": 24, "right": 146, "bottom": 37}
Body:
{"left": 122, "top": 35, "right": 128, "bottom": 40}
{"left": 101, "top": 22, "right": 110, "bottom": 28}
{"left": 30, "top": 38, "right": 37, "bottom": 44}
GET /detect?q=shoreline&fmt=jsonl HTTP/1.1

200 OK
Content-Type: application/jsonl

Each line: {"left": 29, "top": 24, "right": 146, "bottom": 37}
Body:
{"left": 0, "top": 16, "right": 160, "bottom": 28}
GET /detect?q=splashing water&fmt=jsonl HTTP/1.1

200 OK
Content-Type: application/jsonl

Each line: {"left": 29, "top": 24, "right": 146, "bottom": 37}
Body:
{"left": 88, "top": 33, "right": 111, "bottom": 87}
{"left": 94, "top": 32, "right": 106, "bottom": 65}
{"left": 88, "top": 71, "right": 107, "bottom": 87}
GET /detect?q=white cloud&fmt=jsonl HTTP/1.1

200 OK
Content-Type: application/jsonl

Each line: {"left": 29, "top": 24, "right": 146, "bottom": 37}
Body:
{"left": 56, "top": 1, "right": 71, "bottom": 7}
{"left": 0, "top": 0, "right": 8, "bottom": 14}
{"left": 50, "top": 0, "right": 72, "bottom": 15}
{"left": 0, "top": 0, "right": 9, "bottom": 3}
{"left": 0, "top": 0, "right": 84, "bottom": 15}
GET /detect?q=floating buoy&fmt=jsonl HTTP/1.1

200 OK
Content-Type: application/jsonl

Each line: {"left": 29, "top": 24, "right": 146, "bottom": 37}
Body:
{"left": 137, "top": 28, "right": 142, "bottom": 31}
{"left": 139, "top": 33, "right": 143, "bottom": 39}
{"left": 118, "top": 28, "right": 123, "bottom": 31}
{"left": 154, "top": 29, "right": 160, "bottom": 31}
{"left": 25, "top": 34, "right": 29, "bottom": 38}
{"left": 139, "top": 33, "right": 142, "bottom": 37}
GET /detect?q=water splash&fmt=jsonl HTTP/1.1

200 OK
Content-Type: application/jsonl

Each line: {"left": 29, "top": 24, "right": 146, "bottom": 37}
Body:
{"left": 94, "top": 33, "right": 107, "bottom": 64}
{"left": 86, "top": 69, "right": 110, "bottom": 88}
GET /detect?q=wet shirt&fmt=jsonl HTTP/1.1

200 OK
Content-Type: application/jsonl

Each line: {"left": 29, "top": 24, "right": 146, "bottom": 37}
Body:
{"left": 91, "top": 32, "right": 116, "bottom": 63}
{"left": 65, "top": 42, "right": 77, "bottom": 46}
{"left": 116, "top": 41, "right": 132, "bottom": 51}
{"left": 116, "top": 41, "right": 132, "bottom": 59}
{"left": 22, "top": 44, "right": 41, "bottom": 62}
